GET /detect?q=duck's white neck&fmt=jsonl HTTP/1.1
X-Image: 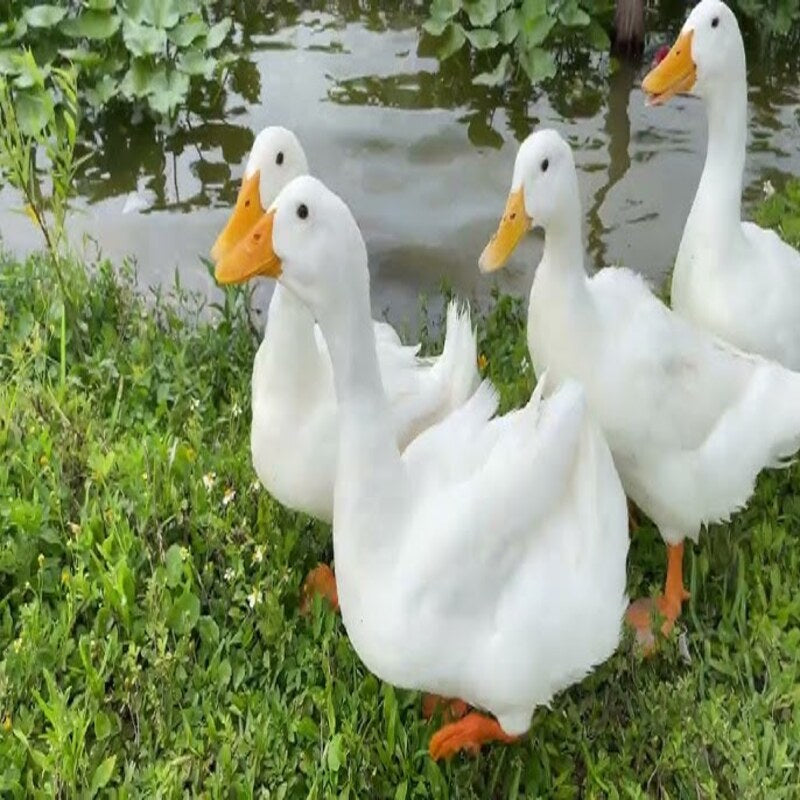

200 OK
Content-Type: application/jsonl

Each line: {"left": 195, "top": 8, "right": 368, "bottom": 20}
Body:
{"left": 261, "top": 283, "right": 322, "bottom": 392}
{"left": 314, "top": 264, "right": 406, "bottom": 538}
{"left": 691, "top": 66, "right": 748, "bottom": 234}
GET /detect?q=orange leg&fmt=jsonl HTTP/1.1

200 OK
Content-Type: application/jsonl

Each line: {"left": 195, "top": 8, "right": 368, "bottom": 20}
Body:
{"left": 300, "top": 563, "right": 339, "bottom": 614}
{"left": 429, "top": 712, "right": 518, "bottom": 760}
{"left": 422, "top": 694, "right": 469, "bottom": 722}
{"left": 626, "top": 542, "right": 690, "bottom": 652}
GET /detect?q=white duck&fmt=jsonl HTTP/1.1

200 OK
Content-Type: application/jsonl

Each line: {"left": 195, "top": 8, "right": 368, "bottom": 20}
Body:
{"left": 212, "top": 127, "right": 479, "bottom": 605}
{"left": 215, "top": 175, "right": 629, "bottom": 758}
{"left": 643, "top": 0, "right": 800, "bottom": 368}
{"left": 480, "top": 129, "right": 800, "bottom": 645}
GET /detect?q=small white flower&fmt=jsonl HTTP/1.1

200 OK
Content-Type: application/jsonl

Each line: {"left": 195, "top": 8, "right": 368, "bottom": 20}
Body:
{"left": 222, "top": 487, "right": 236, "bottom": 507}
{"left": 180, "top": 546, "right": 189, "bottom": 561}
{"left": 190, "top": 397, "right": 200, "bottom": 412}
{"left": 520, "top": 356, "right": 530, "bottom": 374}
{"left": 252, "top": 545, "right": 265, "bottom": 564}
{"left": 224, "top": 567, "right": 235, "bottom": 583}
{"left": 247, "top": 587, "right": 262, "bottom": 609}
{"left": 251, "top": 480, "right": 261, "bottom": 493}
{"left": 763, "top": 179, "right": 775, "bottom": 198}
{"left": 231, "top": 402, "right": 242, "bottom": 419}
{"left": 202, "top": 472, "right": 217, "bottom": 492}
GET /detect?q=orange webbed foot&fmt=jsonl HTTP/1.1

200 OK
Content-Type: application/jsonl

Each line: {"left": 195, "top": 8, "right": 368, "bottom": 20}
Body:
{"left": 428, "top": 712, "right": 518, "bottom": 760}
{"left": 422, "top": 694, "right": 469, "bottom": 722}
{"left": 300, "top": 563, "right": 339, "bottom": 614}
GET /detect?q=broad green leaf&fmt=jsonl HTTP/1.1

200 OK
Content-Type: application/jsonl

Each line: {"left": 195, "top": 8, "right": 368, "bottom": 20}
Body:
{"left": 125, "top": 0, "right": 181, "bottom": 29}
{"left": 165, "top": 544, "right": 183, "bottom": 587}
{"left": 422, "top": 17, "right": 449, "bottom": 36}
{"left": 429, "top": 0, "right": 462, "bottom": 22}
{"left": 85, "top": 74, "right": 118, "bottom": 107}
{"left": 23, "top": 5, "right": 67, "bottom": 28}
{"left": 119, "top": 58, "right": 154, "bottom": 97}
{"left": 465, "top": 28, "right": 500, "bottom": 49}
{"left": 197, "top": 615, "right": 219, "bottom": 645}
{"left": 89, "top": 755, "right": 116, "bottom": 796}
{"left": 168, "top": 19, "right": 208, "bottom": 47}
{"left": 87, "top": 0, "right": 116, "bottom": 9}
{"left": 464, "top": 0, "right": 498, "bottom": 27}
{"left": 94, "top": 711, "right": 119, "bottom": 740}
{"left": 177, "top": 49, "right": 215, "bottom": 77}
{"left": 166, "top": 588, "right": 200, "bottom": 633}
{"left": 326, "top": 733, "right": 345, "bottom": 773}
{"left": 496, "top": 8, "right": 521, "bottom": 44}
{"left": 123, "top": 20, "right": 167, "bottom": 57}
{"left": 519, "top": 45, "right": 556, "bottom": 82}
{"left": 15, "top": 86, "right": 53, "bottom": 135}
{"left": 437, "top": 23, "right": 466, "bottom": 59}
{"left": 58, "top": 47, "right": 103, "bottom": 68}
{"left": 0, "top": 49, "right": 21, "bottom": 75}
{"left": 520, "top": 0, "right": 547, "bottom": 20}
{"left": 522, "top": 13, "right": 556, "bottom": 47}
{"left": 205, "top": 18, "right": 232, "bottom": 50}
{"left": 587, "top": 19, "right": 611, "bottom": 49}
{"left": 558, "top": 2, "right": 591, "bottom": 27}
{"left": 473, "top": 52, "right": 511, "bottom": 85}
{"left": 62, "top": 11, "right": 121, "bottom": 40}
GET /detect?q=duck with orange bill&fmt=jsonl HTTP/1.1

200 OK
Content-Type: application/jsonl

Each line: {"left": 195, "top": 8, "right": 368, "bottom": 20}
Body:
{"left": 215, "top": 174, "right": 629, "bottom": 758}
{"left": 643, "top": 0, "right": 800, "bottom": 368}
{"left": 480, "top": 129, "right": 800, "bottom": 650}
{"left": 211, "top": 126, "right": 479, "bottom": 610}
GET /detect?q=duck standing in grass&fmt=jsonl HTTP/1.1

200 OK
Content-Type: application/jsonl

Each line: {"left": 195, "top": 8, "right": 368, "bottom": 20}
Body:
{"left": 215, "top": 175, "right": 629, "bottom": 758}
{"left": 480, "top": 129, "right": 800, "bottom": 648}
{"left": 211, "top": 127, "right": 479, "bottom": 608}
{"left": 643, "top": 0, "right": 800, "bottom": 368}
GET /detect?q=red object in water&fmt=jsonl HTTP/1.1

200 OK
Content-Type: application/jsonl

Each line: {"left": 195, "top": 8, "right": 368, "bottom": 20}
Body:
{"left": 652, "top": 44, "right": 670, "bottom": 67}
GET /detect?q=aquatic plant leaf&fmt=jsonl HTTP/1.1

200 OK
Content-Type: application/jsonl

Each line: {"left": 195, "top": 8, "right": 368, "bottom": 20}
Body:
{"left": 87, "top": 0, "right": 116, "bottom": 8}
{"left": 0, "top": 49, "right": 22, "bottom": 75}
{"left": 58, "top": 47, "right": 104, "bottom": 68}
{"left": 14, "top": 86, "right": 54, "bottom": 135}
{"left": 205, "top": 18, "right": 232, "bottom": 50}
{"left": 587, "top": 19, "right": 611, "bottom": 50}
{"left": 429, "top": 0, "right": 463, "bottom": 23}
{"left": 146, "top": 68, "right": 190, "bottom": 116}
{"left": 85, "top": 74, "right": 118, "bottom": 107}
{"left": 521, "top": 13, "right": 556, "bottom": 46}
{"left": 119, "top": 58, "right": 154, "bottom": 98}
{"left": 423, "top": 17, "right": 450, "bottom": 36}
{"left": 464, "top": 0, "right": 498, "bottom": 27}
{"left": 465, "top": 27, "right": 500, "bottom": 49}
{"left": 473, "top": 52, "right": 511, "bottom": 85}
{"left": 520, "top": 0, "right": 547, "bottom": 20}
{"left": 496, "top": 8, "right": 521, "bottom": 44}
{"left": 123, "top": 20, "right": 167, "bottom": 57}
{"left": 23, "top": 5, "right": 67, "bottom": 28}
{"left": 125, "top": 0, "right": 181, "bottom": 29}
{"left": 558, "top": 2, "right": 591, "bottom": 27}
{"left": 168, "top": 18, "right": 208, "bottom": 47}
{"left": 62, "top": 11, "right": 121, "bottom": 40}
{"left": 519, "top": 45, "right": 556, "bottom": 82}
{"left": 177, "top": 49, "right": 215, "bottom": 78}
{"left": 437, "top": 22, "right": 467, "bottom": 59}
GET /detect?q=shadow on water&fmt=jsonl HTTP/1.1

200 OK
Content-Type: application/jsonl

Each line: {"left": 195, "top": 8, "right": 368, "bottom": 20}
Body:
{"left": 0, "top": 0, "right": 798, "bottom": 318}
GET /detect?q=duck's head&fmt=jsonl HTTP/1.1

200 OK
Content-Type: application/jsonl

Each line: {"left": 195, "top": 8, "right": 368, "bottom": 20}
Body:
{"left": 215, "top": 175, "right": 367, "bottom": 317}
{"left": 642, "top": 0, "right": 744, "bottom": 106}
{"left": 479, "top": 129, "right": 579, "bottom": 273}
{"left": 211, "top": 126, "right": 309, "bottom": 264}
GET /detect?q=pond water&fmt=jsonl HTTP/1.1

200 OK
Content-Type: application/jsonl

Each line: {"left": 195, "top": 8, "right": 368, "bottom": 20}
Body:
{"left": 1, "top": 1, "right": 799, "bottom": 326}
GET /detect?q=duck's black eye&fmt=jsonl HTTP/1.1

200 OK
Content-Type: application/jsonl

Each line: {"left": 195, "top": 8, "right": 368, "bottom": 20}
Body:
{"left": 276, "top": 151, "right": 284, "bottom": 166}
{"left": 711, "top": 16, "right": 719, "bottom": 27}
{"left": 541, "top": 158, "right": 549, "bottom": 173}
{"left": 297, "top": 203, "right": 309, "bottom": 220}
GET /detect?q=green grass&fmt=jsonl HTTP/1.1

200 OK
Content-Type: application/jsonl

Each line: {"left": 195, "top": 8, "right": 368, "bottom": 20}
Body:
{"left": 2, "top": 183, "right": 800, "bottom": 797}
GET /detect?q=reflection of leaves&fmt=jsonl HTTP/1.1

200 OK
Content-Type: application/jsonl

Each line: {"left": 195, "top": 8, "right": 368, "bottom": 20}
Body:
{"left": 473, "top": 52, "right": 511, "bottom": 85}
{"left": 519, "top": 45, "right": 556, "bottom": 82}
{"left": 437, "top": 23, "right": 467, "bottom": 58}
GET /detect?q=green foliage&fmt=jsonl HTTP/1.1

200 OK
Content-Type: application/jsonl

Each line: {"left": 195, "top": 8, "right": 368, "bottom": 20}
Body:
{"left": 0, "top": 0, "right": 232, "bottom": 120}
{"left": 423, "top": 0, "right": 613, "bottom": 86}
{"left": 756, "top": 179, "right": 800, "bottom": 247}
{"left": 1, "top": 245, "right": 800, "bottom": 795}
{"left": 734, "top": 0, "right": 800, "bottom": 38}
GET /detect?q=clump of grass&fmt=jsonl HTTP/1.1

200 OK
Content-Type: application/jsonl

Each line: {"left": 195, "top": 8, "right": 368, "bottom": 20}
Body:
{"left": 1, "top": 214, "right": 800, "bottom": 795}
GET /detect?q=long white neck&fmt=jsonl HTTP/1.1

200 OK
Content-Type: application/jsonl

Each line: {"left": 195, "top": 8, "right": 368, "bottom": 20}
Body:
{"left": 259, "top": 283, "right": 323, "bottom": 395}
{"left": 314, "top": 264, "right": 406, "bottom": 547}
{"left": 689, "top": 63, "right": 748, "bottom": 238}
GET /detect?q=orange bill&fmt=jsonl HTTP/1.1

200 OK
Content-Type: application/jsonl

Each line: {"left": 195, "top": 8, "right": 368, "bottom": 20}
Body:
{"left": 211, "top": 172, "right": 263, "bottom": 263}
{"left": 642, "top": 30, "right": 696, "bottom": 105}
{"left": 478, "top": 188, "right": 531, "bottom": 273}
{"left": 215, "top": 209, "right": 282, "bottom": 284}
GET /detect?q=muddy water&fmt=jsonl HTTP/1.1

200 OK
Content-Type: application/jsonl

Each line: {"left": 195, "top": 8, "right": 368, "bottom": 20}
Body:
{"left": 1, "top": 2, "right": 798, "bottom": 326}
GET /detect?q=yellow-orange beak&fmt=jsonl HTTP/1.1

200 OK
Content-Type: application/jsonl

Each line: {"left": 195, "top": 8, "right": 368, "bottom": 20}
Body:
{"left": 479, "top": 188, "right": 532, "bottom": 273}
{"left": 211, "top": 172, "right": 263, "bottom": 263}
{"left": 642, "top": 30, "right": 696, "bottom": 106}
{"left": 214, "top": 209, "right": 282, "bottom": 284}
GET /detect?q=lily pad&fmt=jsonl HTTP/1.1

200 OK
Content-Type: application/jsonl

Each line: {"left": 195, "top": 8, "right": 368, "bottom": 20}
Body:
{"left": 23, "top": 5, "right": 67, "bottom": 28}
{"left": 62, "top": 11, "right": 121, "bottom": 40}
